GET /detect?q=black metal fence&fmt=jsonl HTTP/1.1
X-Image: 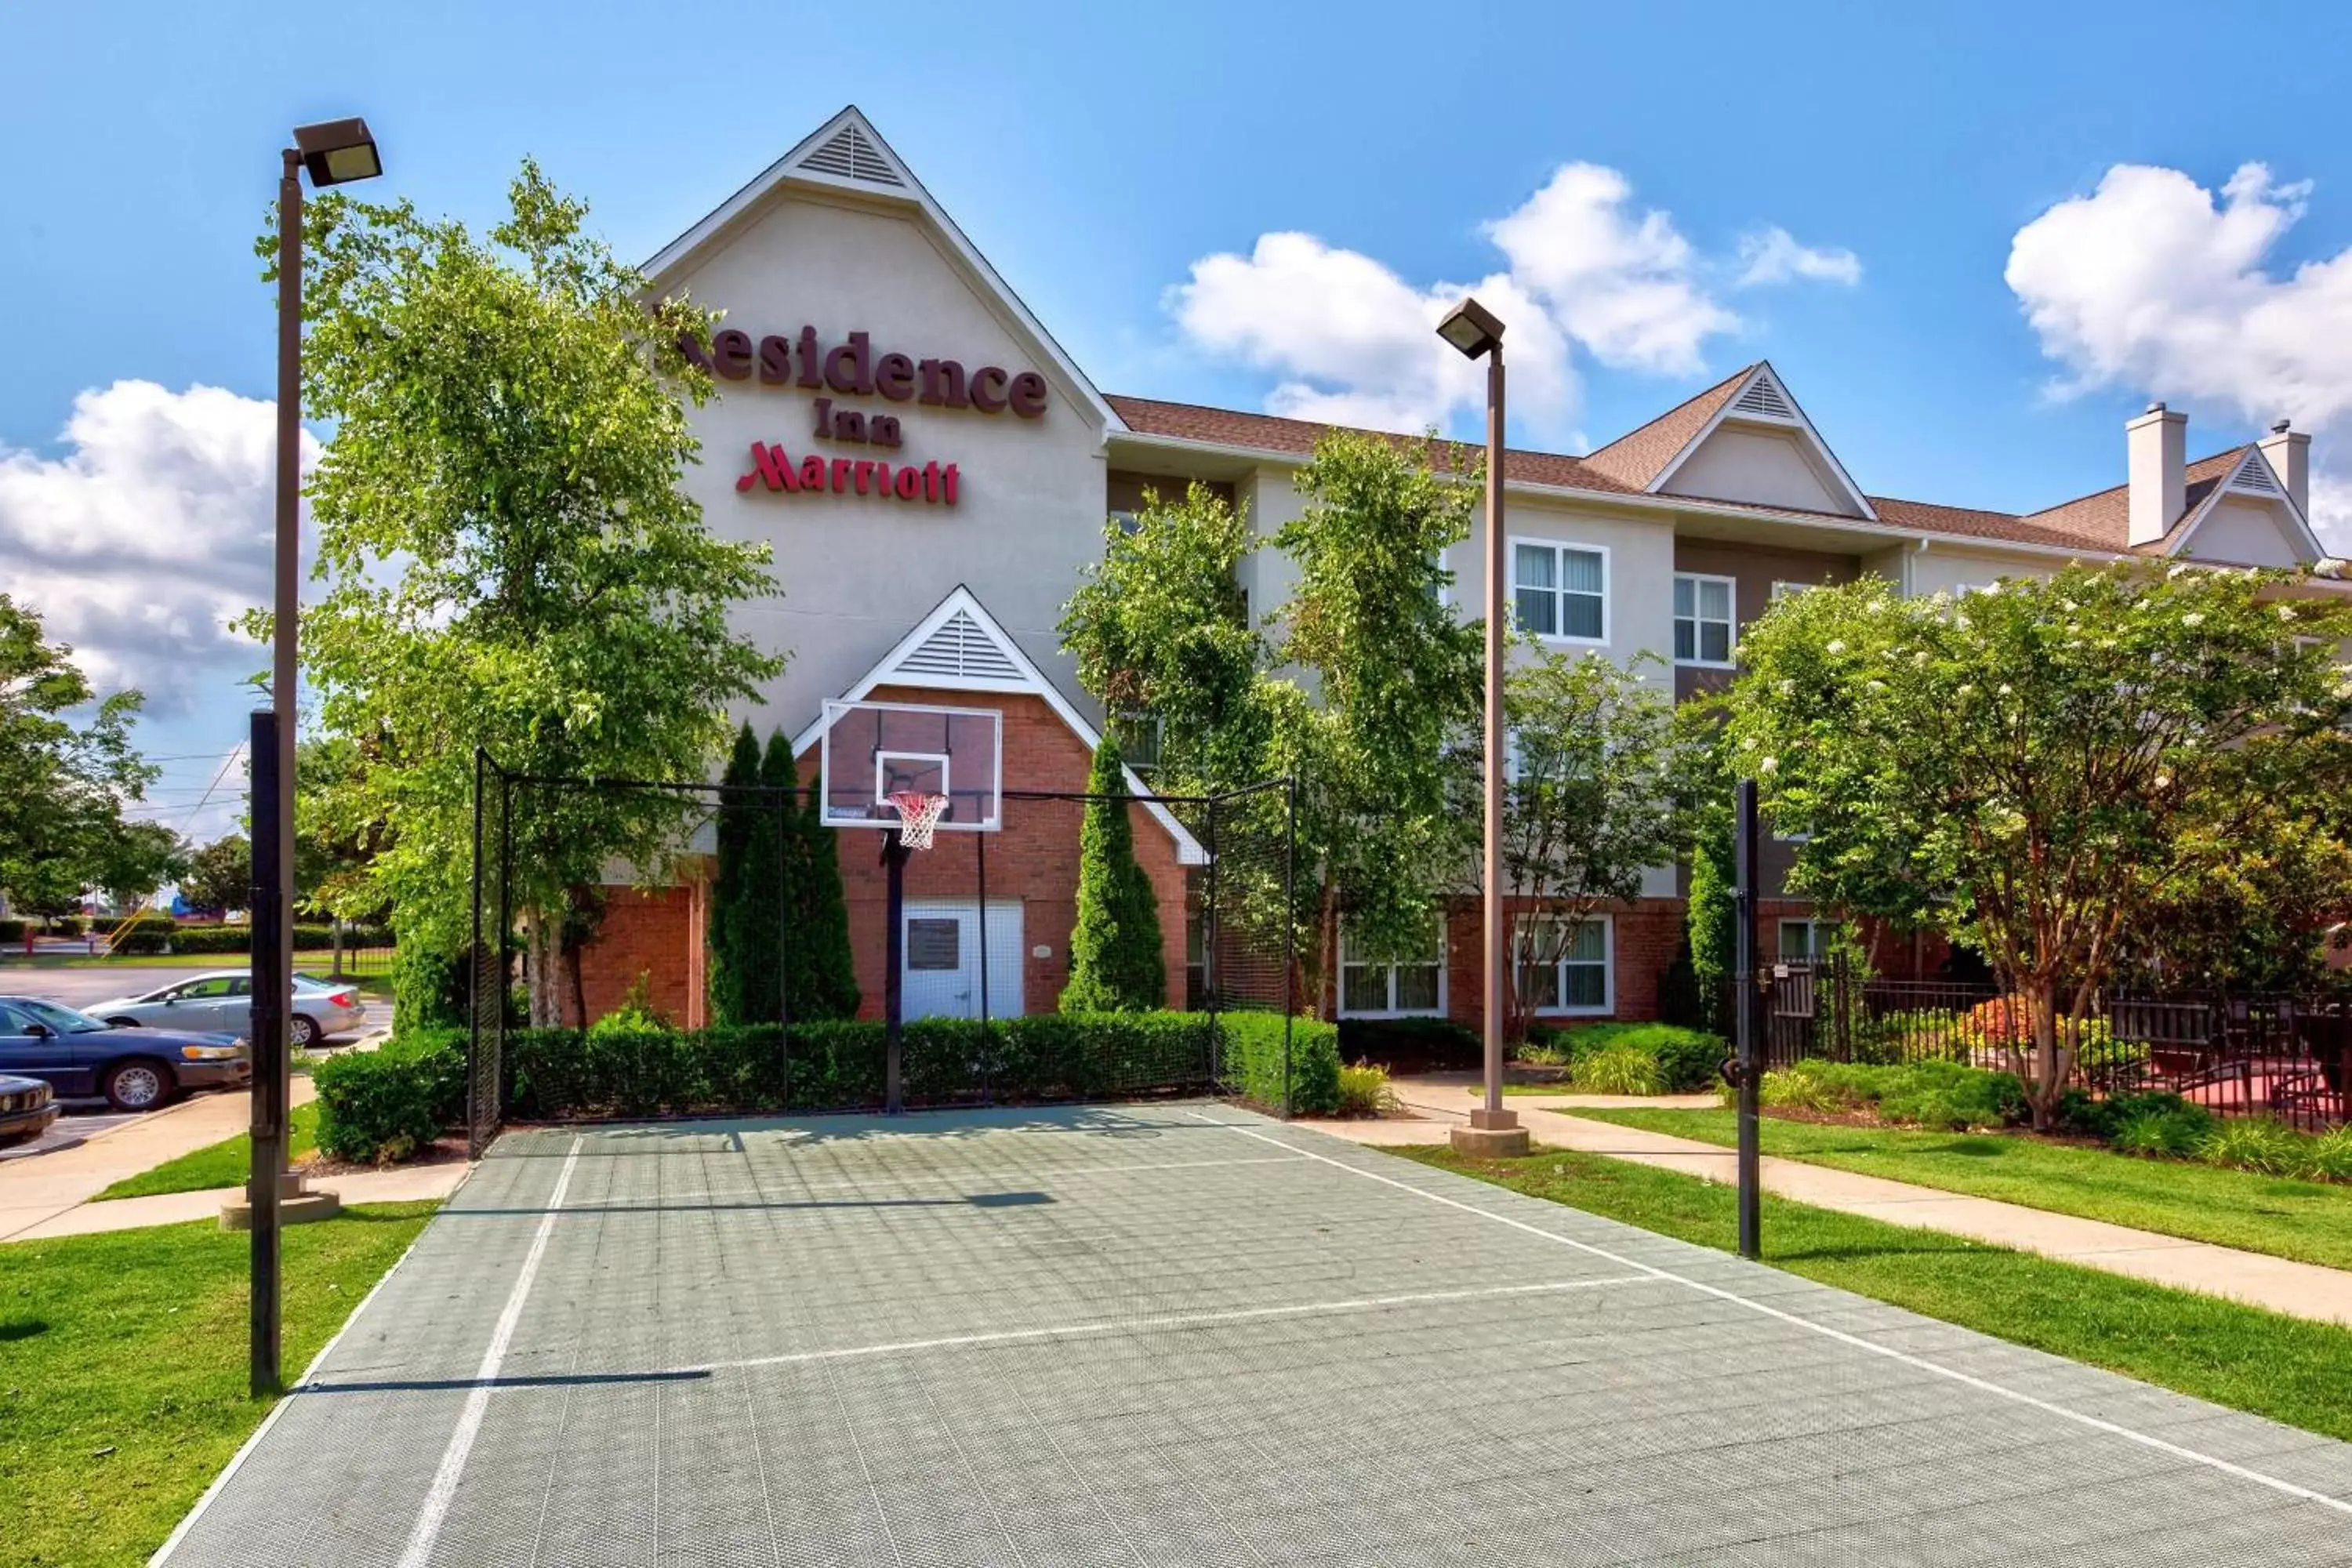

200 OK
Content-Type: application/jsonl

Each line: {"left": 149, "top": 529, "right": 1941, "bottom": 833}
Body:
{"left": 465, "top": 750, "right": 1298, "bottom": 1154}
{"left": 1765, "top": 959, "right": 2351, "bottom": 1129}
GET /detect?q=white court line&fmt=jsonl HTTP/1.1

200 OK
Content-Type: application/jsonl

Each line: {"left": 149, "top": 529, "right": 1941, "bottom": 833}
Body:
{"left": 148, "top": 1160, "right": 485, "bottom": 1566}
{"left": 568, "top": 1152, "right": 1313, "bottom": 1207}
{"left": 695, "top": 1275, "right": 1651, "bottom": 1374}
{"left": 394, "top": 1134, "right": 584, "bottom": 1568}
{"left": 1186, "top": 1112, "right": 2352, "bottom": 1520}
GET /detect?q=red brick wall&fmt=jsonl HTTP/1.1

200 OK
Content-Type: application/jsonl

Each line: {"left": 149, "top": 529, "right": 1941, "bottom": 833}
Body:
{"left": 566, "top": 874, "right": 709, "bottom": 1029}
{"left": 810, "top": 685, "right": 1189, "bottom": 1020}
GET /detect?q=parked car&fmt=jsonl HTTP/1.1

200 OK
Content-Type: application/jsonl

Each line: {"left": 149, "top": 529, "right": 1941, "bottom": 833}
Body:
{"left": 83, "top": 970, "right": 368, "bottom": 1047}
{"left": 0, "top": 1072, "right": 58, "bottom": 1146}
{"left": 0, "top": 996, "right": 250, "bottom": 1111}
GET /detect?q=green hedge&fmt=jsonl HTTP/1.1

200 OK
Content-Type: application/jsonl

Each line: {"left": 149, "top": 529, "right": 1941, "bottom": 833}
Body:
{"left": 1526, "top": 1022, "right": 1726, "bottom": 1092}
{"left": 1336, "top": 1016, "right": 1479, "bottom": 1069}
{"left": 312, "top": 1029, "right": 467, "bottom": 1163}
{"left": 316, "top": 1011, "right": 1340, "bottom": 1158}
{"left": 143, "top": 923, "right": 392, "bottom": 956}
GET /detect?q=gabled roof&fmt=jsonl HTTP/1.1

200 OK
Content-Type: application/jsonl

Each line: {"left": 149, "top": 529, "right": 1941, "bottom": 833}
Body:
{"left": 2020, "top": 448, "right": 2246, "bottom": 554}
{"left": 790, "top": 586, "right": 1207, "bottom": 865}
{"left": 1641, "top": 363, "right": 1879, "bottom": 521}
{"left": 1578, "top": 365, "right": 1753, "bottom": 489}
{"left": 641, "top": 106, "right": 1123, "bottom": 435}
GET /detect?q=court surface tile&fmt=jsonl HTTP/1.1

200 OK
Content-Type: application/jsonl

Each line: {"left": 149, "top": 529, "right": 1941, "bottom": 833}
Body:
{"left": 157, "top": 1102, "right": 2352, "bottom": 1566}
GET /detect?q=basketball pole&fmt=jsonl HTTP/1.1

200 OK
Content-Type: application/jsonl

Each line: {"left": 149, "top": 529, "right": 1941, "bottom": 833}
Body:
{"left": 883, "top": 830, "right": 908, "bottom": 1114}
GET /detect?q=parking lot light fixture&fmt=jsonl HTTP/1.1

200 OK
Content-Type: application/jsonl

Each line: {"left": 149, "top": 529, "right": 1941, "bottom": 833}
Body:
{"left": 1435, "top": 296, "right": 1528, "bottom": 1158}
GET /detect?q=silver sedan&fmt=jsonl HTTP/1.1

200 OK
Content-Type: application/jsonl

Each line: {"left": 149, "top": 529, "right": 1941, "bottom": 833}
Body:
{"left": 82, "top": 971, "right": 370, "bottom": 1047}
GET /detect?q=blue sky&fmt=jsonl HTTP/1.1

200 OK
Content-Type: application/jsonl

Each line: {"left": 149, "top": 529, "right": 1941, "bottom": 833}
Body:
{"left": 7, "top": 0, "right": 2350, "bottom": 839}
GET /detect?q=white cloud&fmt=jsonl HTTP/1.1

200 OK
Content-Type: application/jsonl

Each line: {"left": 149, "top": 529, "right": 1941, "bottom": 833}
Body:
{"left": 2006, "top": 162, "right": 2352, "bottom": 543}
{"left": 1169, "top": 163, "right": 1855, "bottom": 441}
{"left": 1736, "top": 226, "right": 1864, "bottom": 288}
{"left": 0, "top": 381, "right": 316, "bottom": 715}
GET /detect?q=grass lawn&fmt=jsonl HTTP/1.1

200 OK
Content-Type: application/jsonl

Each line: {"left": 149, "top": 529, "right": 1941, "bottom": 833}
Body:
{"left": 1399, "top": 1144, "right": 2352, "bottom": 1443}
{"left": 93, "top": 1103, "right": 321, "bottom": 1202}
{"left": 1573, "top": 1105, "right": 2352, "bottom": 1273}
{"left": 1, "top": 1203, "right": 437, "bottom": 1567}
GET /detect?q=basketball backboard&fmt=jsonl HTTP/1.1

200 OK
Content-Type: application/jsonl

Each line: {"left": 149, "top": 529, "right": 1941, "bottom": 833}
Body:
{"left": 817, "top": 699, "right": 1003, "bottom": 832}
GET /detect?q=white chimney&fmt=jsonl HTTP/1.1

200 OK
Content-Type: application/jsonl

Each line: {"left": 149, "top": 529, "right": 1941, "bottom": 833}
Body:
{"left": 2128, "top": 402, "right": 2187, "bottom": 548}
{"left": 2258, "top": 418, "right": 2310, "bottom": 515}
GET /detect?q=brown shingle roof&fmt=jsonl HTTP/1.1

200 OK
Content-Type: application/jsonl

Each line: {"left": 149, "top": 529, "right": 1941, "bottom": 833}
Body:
{"left": 2018, "top": 448, "right": 2246, "bottom": 554}
{"left": 1109, "top": 393, "right": 2275, "bottom": 564}
{"left": 1577, "top": 365, "right": 1755, "bottom": 489}
{"left": 1103, "top": 396, "right": 1640, "bottom": 494}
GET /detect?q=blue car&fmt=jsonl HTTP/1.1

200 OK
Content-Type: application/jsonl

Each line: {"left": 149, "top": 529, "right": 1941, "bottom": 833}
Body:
{"left": 0, "top": 996, "right": 251, "bottom": 1112}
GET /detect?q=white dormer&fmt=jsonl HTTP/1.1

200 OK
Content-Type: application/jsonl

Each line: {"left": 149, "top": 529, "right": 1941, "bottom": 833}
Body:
{"left": 1650, "top": 365, "right": 1875, "bottom": 520}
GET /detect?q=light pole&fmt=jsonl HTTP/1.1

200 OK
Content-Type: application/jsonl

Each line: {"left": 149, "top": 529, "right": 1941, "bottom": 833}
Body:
{"left": 246, "top": 117, "right": 382, "bottom": 1397}
{"left": 1436, "top": 297, "right": 1530, "bottom": 1158}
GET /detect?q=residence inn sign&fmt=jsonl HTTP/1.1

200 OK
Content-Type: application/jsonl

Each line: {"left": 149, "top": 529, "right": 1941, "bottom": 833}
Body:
{"left": 687, "top": 322, "right": 1049, "bottom": 506}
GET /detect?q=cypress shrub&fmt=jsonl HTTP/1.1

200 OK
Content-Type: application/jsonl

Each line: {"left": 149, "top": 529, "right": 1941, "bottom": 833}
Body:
{"left": 777, "top": 735, "right": 859, "bottom": 1020}
{"left": 706, "top": 723, "right": 763, "bottom": 1025}
{"left": 392, "top": 942, "right": 470, "bottom": 1030}
{"left": 1058, "top": 737, "right": 1166, "bottom": 1012}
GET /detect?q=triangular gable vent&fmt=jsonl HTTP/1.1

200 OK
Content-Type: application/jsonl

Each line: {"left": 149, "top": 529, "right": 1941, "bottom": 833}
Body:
{"left": 2229, "top": 454, "right": 2281, "bottom": 495}
{"left": 797, "top": 122, "right": 903, "bottom": 187}
{"left": 1730, "top": 374, "right": 1798, "bottom": 421}
{"left": 891, "top": 608, "right": 1021, "bottom": 683}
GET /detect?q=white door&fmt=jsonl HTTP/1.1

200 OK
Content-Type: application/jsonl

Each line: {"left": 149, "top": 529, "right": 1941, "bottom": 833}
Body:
{"left": 901, "top": 901, "right": 1023, "bottom": 1021}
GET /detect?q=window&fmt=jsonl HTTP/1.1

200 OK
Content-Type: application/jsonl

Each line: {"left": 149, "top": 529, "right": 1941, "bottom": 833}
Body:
{"left": 1511, "top": 539, "right": 1607, "bottom": 643}
{"left": 1109, "top": 509, "right": 1142, "bottom": 535}
{"left": 1338, "top": 920, "right": 1445, "bottom": 1018}
{"left": 1515, "top": 917, "right": 1613, "bottom": 1015}
{"left": 1778, "top": 919, "right": 1837, "bottom": 963}
{"left": 1673, "top": 574, "right": 1736, "bottom": 666}
{"left": 1769, "top": 580, "right": 1813, "bottom": 602}
{"left": 1112, "top": 712, "right": 1163, "bottom": 775}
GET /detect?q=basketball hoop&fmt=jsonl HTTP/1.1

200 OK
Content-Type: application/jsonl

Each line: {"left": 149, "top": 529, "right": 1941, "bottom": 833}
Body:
{"left": 887, "top": 789, "right": 950, "bottom": 851}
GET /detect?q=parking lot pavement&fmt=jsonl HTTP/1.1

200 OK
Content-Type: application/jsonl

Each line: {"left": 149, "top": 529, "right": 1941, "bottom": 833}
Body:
{"left": 0, "top": 1105, "right": 142, "bottom": 1161}
{"left": 1, "top": 965, "right": 200, "bottom": 1009}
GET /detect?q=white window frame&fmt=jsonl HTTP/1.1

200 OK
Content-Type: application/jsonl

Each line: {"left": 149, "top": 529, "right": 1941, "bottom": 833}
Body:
{"left": 1520, "top": 914, "right": 1615, "bottom": 1018}
{"left": 1769, "top": 580, "right": 1813, "bottom": 602}
{"left": 1113, "top": 710, "right": 1163, "bottom": 775}
{"left": 1778, "top": 917, "right": 1836, "bottom": 962}
{"left": 1508, "top": 536, "right": 1610, "bottom": 647}
{"left": 1673, "top": 572, "right": 1738, "bottom": 668}
{"left": 1337, "top": 920, "right": 1447, "bottom": 1019}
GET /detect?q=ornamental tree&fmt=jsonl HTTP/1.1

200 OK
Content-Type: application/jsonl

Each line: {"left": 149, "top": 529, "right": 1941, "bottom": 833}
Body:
{"left": 1272, "top": 430, "right": 1484, "bottom": 998}
{"left": 1497, "top": 649, "right": 1685, "bottom": 1043}
{"left": 180, "top": 833, "right": 252, "bottom": 916}
{"left": 1060, "top": 735, "right": 1167, "bottom": 1011}
{"left": 1724, "top": 563, "right": 2352, "bottom": 1126}
{"left": 0, "top": 595, "right": 156, "bottom": 916}
{"left": 775, "top": 731, "right": 859, "bottom": 1022}
{"left": 255, "top": 162, "right": 783, "bottom": 1021}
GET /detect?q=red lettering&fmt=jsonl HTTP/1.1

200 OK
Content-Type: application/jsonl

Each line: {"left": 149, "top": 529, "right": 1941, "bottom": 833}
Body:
{"left": 799, "top": 454, "right": 826, "bottom": 490}
{"left": 924, "top": 461, "right": 941, "bottom": 502}
{"left": 736, "top": 441, "right": 798, "bottom": 492}
{"left": 832, "top": 458, "right": 853, "bottom": 493}
{"left": 757, "top": 335, "right": 793, "bottom": 383}
{"left": 852, "top": 459, "right": 876, "bottom": 494}
{"left": 918, "top": 358, "right": 967, "bottom": 408}
{"left": 942, "top": 463, "right": 959, "bottom": 506}
{"left": 825, "top": 330, "right": 874, "bottom": 394}
{"left": 1008, "top": 371, "right": 1048, "bottom": 419}
{"left": 895, "top": 466, "right": 920, "bottom": 499}
{"left": 712, "top": 329, "right": 753, "bottom": 379}
{"left": 969, "top": 366, "right": 1009, "bottom": 412}
{"left": 875, "top": 352, "right": 915, "bottom": 401}
{"left": 797, "top": 325, "right": 822, "bottom": 389}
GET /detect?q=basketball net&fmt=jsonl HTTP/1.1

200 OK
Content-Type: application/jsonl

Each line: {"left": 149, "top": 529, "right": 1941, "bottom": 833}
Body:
{"left": 887, "top": 789, "right": 950, "bottom": 851}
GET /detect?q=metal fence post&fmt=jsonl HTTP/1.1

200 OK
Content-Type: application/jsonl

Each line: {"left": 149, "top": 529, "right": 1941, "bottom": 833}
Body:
{"left": 976, "top": 826, "right": 992, "bottom": 1106}
{"left": 1204, "top": 792, "right": 1221, "bottom": 1090}
{"left": 1281, "top": 775, "right": 1298, "bottom": 1119}
{"left": 1733, "top": 779, "right": 1761, "bottom": 1261}
{"left": 495, "top": 771, "right": 515, "bottom": 1127}
{"left": 466, "top": 747, "right": 485, "bottom": 1157}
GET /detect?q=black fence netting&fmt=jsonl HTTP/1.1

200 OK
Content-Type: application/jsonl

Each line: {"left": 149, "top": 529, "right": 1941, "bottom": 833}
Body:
{"left": 466, "top": 752, "right": 1299, "bottom": 1149}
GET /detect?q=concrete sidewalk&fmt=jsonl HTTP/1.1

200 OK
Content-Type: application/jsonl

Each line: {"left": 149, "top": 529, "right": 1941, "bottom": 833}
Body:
{"left": 1305, "top": 1080, "right": 2352, "bottom": 1330}
{"left": 0, "top": 1080, "right": 317, "bottom": 1242}
{"left": 5, "top": 1160, "right": 469, "bottom": 1241}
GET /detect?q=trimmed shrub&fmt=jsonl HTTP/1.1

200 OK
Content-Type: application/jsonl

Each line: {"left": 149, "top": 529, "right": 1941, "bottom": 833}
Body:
{"left": 1570, "top": 1046, "right": 1664, "bottom": 1096}
{"left": 590, "top": 973, "right": 666, "bottom": 1038}
{"left": 706, "top": 721, "right": 765, "bottom": 1026}
{"left": 782, "top": 737, "right": 859, "bottom": 1022}
{"left": 1338, "top": 1016, "right": 1479, "bottom": 1068}
{"left": 393, "top": 942, "right": 471, "bottom": 1031}
{"left": 112, "top": 928, "right": 172, "bottom": 955}
{"left": 1531, "top": 1022, "right": 1723, "bottom": 1092}
{"left": 1059, "top": 736, "right": 1165, "bottom": 1012}
{"left": 313, "top": 1029, "right": 466, "bottom": 1163}
{"left": 1221, "top": 1011, "right": 1340, "bottom": 1116}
